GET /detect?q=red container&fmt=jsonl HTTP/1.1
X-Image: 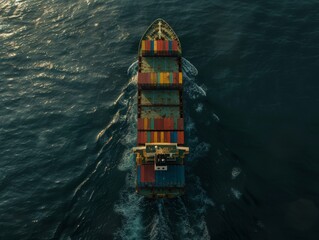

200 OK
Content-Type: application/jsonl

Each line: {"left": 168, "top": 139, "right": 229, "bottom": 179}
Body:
{"left": 157, "top": 40, "right": 162, "bottom": 52}
{"left": 137, "top": 131, "right": 143, "bottom": 144}
{"left": 141, "top": 131, "right": 146, "bottom": 144}
{"left": 169, "top": 118, "right": 174, "bottom": 130}
{"left": 177, "top": 118, "right": 184, "bottom": 130}
{"left": 164, "top": 131, "right": 170, "bottom": 142}
{"left": 173, "top": 72, "right": 178, "bottom": 84}
{"left": 164, "top": 118, "right": 170, "bottom": 130}
{"left": 177, "top": 131, "right": 184, "bottom": 145}
{"left": 172, "top": 40, "right": 178, "bottom": 51}
{"left": 139, "top": 73, "right": 144, "bottom": 84}
{"left": 137, "top": 73, "right": 143, "bottom": 84}
{"left": 141, "top": 165, "right": 155, "bottom": 183}
{"left": 143, "top": 131, "right": 147, "bottom": 143}
{"left": 148, "top": 72, "right": 152, "bottom": 84}
{"left": 145, "top": 40, "right": 150, "bottom": 51}
{"left": 163, "top": 40, "right": 168, "bottom": 51}
{"left": 154, "top": 118, "right": 159, "bottom": 130}
{"left": 159, "top": 119, "right": 164, "bottom": 130}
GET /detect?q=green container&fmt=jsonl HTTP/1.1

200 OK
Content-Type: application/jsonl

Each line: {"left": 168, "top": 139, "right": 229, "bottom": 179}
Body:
{"left": 147, "top": 132, "right": 151, "bottom": 142}
{"left": 151, "top": 118, "right": 155, "bottom": 130}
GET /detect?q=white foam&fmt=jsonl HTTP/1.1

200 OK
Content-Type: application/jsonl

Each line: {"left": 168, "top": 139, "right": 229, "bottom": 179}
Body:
{"left": 182, "top": 57, "right": 198, "bottom": 77}
{"left": 114, "top": 173, "right": 144, "bottom": 240}
{"left": 195, "top": 103, "right": 203, "bottom": 113}
{"left": 127, "top": 60, "right": 138, "bottom": 76}
{"left": 231, "top": 167, "right": 241, "bottom": 180}
{"left": 212, "top": 113, "right": 220, "bottom": 122}
{"left": 231, "top": 187, "right": 242, "bottom": 199}
{"left": 149, "top": 202, "right": 174, "bottom": 240}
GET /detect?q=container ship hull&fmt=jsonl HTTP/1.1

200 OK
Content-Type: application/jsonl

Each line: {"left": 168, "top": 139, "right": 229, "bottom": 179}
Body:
{"left": 133, "top": 19, "right": 189, "bottom": 198}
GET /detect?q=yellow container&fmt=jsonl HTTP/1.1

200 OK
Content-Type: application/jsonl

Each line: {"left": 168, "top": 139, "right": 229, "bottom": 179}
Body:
{"left": 160, "top": 131, "right": 164, "bottom": 142}
{"left": 141, "top": 40, "right": 145, "bottom": 51}
{"left": 165, "top": 72, "right": 170, "bottom": 83}
{"left": 162, "top": 72, "right": 165, "bottom": 84}
{"left": 154, "top": 40, "right": 157, "bottom": 53}
{"left": 179, "top": 72, "right": 183, "bottom": 84}
{"left": 144, "top": 118, "right": 148, "bottom": 129}
{"left": 154, "top": 132, "right": 158, "bottom": 142}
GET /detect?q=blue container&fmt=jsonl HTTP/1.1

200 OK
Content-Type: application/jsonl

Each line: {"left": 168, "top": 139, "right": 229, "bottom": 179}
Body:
{"left": 169, "top": 73, "right": 173, "bottom": 84}
{"left": 168, "top": 41, "right": 172, "bottom": 52}
{"left": 170, "top": 131, "right": 177, "bottom": 143}
{"left": 155, "top": 165, "right": 185, "bottom": 187}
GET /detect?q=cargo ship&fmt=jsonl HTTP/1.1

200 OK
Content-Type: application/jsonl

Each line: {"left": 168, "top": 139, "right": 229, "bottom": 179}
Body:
{"left": 133, "top": 19, "right": 189, "bottom": 198}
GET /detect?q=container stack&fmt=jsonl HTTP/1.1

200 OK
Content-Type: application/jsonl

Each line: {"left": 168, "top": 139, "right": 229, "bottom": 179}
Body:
{"left": 137, "top": 72, "right": 182, "bottom": 85}
{"left": 141, "top": 40, "right": 181, "bottom": 56}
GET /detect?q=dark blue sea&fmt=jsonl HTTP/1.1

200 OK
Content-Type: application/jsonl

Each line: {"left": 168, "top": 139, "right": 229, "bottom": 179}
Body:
{"left": 1, "top": 0, "right": 319, "bottom": 239}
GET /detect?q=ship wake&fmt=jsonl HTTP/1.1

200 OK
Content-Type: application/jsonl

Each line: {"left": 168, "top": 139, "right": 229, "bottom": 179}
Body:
{"left": 112, "top": 60, "right": 213, "bottom": 239}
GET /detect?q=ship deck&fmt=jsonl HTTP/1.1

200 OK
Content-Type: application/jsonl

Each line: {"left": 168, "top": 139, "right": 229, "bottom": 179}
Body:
{"left": 140, "top": 57, "right": 179, "bottom": 73}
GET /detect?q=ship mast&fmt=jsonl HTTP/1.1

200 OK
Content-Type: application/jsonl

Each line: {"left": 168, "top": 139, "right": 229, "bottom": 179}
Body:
{"left": 158, "top": 21, "right": 162, "bottom": 39}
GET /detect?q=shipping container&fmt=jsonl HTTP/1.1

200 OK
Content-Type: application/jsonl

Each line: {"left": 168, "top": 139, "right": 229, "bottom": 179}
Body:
{"left": 145, "top": 40, "right": 150, "bottom": 51}
{"left": 141, "top": 40, "right": 145, "bottom": 51}
{"left": 170, "top": 131, "right": 177, "bottom": 143}
{"left": 179, "top": 72, "right": 183, "bottom": 84}
{"left": 177, "top": 131, "right": 184, "bottom": 145}
{"left": 177, "top": 118, "right": 184, "bottom": 130}
{"left": 172, "top": 40, "right": 178, "bottom": 51}
{"left": 155, "top": 165, "right": 185, "bottom": 187}
{"left": 137, "top": 165, "right": 185, "bottom": 187}
{"left": 140, "top": 164, "right": 155, "bottom": 183}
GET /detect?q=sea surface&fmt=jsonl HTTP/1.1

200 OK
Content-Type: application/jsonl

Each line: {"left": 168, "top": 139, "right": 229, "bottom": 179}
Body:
{"left": 1, "top": 0, "right": 319, "bottom": 239}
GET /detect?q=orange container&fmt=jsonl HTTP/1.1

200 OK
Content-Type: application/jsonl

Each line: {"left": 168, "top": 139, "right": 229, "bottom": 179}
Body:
{"left": 160, "top": 132, "right": 164, "bottom": 143}
{"left": 154, "top": 131, "right": 158, "bottom": 142}
{"left": 179, "top": 72, "right": 183, "bottom": 84}
{"left": 143, "top": 118, "right": 148, "bottom": 130}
